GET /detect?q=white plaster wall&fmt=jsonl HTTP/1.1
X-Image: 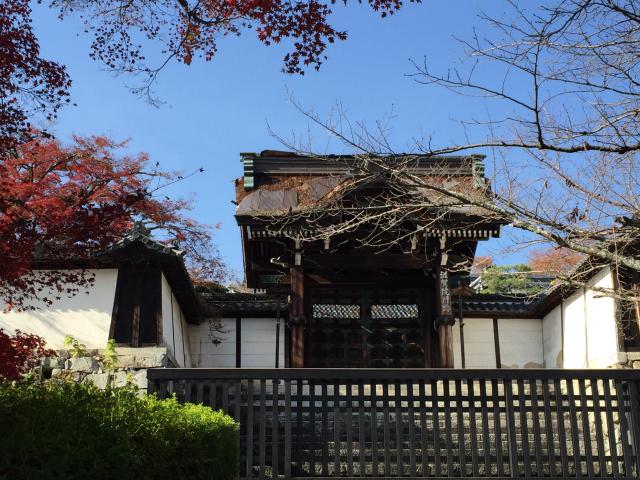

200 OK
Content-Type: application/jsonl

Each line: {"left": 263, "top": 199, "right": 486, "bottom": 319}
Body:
{"left": 546, "top": 266, "right": 619, "bottom": 369}
{"left": 0, "top": 269, "right": 118, "bottom": 349}
{"left": 160, "top": 273, "right": 190, "bottom": 367}
{"left": 453, "top": 317, "right": 542, "bottom": 368}
{"left": 161, "top": 276, "right": 174, "bottom": 357}
{"left": 562, "top": 286, "right": 588, "bottom": 368}
{"left": 452, "top": 318, "right": 497, "bottom": 368}
{"left": 542, "top": 303, "right": 563, "bottom": 368}
{"left": 188, "top": 317, "right": 285, "bottom": 368}
{"left": 585, "top": 267, "right": 618, "bottom": 367}
{"left": 464, "top": 318, "right": 497, "bottom": 368}
{"left": 189, "top": 318, "right": 236, "bottom": 367}
{"left": 242, "top": 318, "right": 285, "bottom": 367}
{"left": 498, "top": 318, "right": 544, "bottom": 368}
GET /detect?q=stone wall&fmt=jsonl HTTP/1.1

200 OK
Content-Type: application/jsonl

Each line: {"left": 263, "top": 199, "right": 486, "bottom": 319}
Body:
{"left": 614, "top": 351, "right": 640, "bottom": 369}
{"left": 40, "top": 346, "right": 176, "bottom": 393}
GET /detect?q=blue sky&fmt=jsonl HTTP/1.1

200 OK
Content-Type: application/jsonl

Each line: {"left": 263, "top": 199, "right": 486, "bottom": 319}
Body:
{"left": 32, "top": 1, "right": 528, "bottom": 279}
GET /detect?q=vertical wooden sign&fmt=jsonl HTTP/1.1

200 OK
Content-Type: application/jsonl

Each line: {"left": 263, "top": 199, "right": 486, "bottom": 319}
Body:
{"left": 436, "top": 267, "right": 455, "bottom": 368}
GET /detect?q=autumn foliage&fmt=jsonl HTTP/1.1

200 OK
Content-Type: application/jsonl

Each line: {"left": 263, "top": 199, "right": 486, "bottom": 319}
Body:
{"left": 0, "top": 329, "right": 54, "bottom": 380}
{"left": 528, "top": 248, "right": 583, "bottom": 275}
{"left": 0, "top": 0, "right": 71, "bottom": 152}
{"left": 0, "top": 134, "right": 223, "bottom": 309}
{"left": 471, "top": 255, "right": 493, "bottom": 274}
{"left": 51, "top": 0, "right": 417, "bottom": 84}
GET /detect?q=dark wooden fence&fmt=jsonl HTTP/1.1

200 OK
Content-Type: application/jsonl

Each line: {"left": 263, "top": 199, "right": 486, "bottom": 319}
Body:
{"left": 147, "top": 368, "right": 640, "bottom": 479}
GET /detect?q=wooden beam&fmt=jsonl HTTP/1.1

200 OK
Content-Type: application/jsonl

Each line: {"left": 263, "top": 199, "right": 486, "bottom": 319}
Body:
{"left": 305, "top": 253, "right": 431, "bottom": 270}
{"left": 236, "top": 317, "right": 242, "bottom": 368}
{"left": 290, "top": 264, "right": 305, "bottom": 368}
{"left": 493, "top": 317, "right": 501, "bottom": 368}
{"left": 305, "top": 271, "right": 430, "bottom": 286}
{"left": 435, "top": 267, "right": 455, "bottom": 368}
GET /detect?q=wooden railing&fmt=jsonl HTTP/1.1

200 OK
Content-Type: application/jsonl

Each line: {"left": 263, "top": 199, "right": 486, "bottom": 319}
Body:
{"left": 147, "top": 368, "right": 640, "bottom": 479}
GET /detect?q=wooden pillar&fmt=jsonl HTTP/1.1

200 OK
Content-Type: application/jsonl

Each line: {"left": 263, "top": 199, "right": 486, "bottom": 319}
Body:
{"left": 436, "top": 267, "right": 455, "bottom": 368}
{"left": 290, "top": 263, "right": 305, "bottom": 368}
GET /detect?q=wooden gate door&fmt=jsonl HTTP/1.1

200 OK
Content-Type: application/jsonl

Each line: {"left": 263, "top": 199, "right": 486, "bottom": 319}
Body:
{"left": 307, "top": 288, "right": 431, "bottom": 368}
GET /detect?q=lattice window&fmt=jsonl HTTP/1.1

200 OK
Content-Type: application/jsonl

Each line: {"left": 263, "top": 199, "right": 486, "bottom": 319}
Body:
{"left": 371, "top": 304, "right": 418, "bottom": 319}
{"left": 312, "top": 304, "right": 360, "bottom": 319}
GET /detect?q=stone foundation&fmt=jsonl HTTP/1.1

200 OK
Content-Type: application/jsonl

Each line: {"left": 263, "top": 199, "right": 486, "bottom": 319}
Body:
{"left": 40, "top": 346, "right": 176, "bottom": 393}
{"left": 613, "top": 351, "right": 640, "bottom": 369}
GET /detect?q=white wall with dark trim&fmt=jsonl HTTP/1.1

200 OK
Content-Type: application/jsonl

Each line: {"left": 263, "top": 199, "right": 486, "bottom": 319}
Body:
{"left": 160, "top": 273, "right": 191, "bottom": 367}
{"left": 541, "top": 266, "right": 618, "bottom": 368}
{"left": 452, "top": 317, "right": 544, "bottom": 369}
{"left": 188, "top": 317, "right": 285, "bottom": 368}
{"left": 0, "top": 269, "right": 118, "bottom": 349}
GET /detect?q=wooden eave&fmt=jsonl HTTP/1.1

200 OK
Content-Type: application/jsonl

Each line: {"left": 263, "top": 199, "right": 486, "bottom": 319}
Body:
{"left": 32, "top": 240, "right": 205, "bottom": 324}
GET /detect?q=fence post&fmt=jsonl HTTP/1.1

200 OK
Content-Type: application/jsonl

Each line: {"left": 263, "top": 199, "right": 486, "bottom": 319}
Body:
{"left": 504, "top": 379, "right": 519, "bottom": 478}
{"left": 627, "top": 379, "right": 640, "bottom": 478}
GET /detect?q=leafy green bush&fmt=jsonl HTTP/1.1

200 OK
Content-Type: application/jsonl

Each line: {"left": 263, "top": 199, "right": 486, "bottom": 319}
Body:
{"left": 0, "top": 380, "right": 238, "bottom": 480}
{"left": 481, "top": 264, "right": 542, "bottom": 295}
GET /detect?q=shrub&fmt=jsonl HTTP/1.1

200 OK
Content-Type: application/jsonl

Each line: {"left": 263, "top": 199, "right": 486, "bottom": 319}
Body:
{"left": 0, "top": 329, "right": 55, "bottom": 380}
{"left": 0, "top": 380, "right": 238, "bottom": 480}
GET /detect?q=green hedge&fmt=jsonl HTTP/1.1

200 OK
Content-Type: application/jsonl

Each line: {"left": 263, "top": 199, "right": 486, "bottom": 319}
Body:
{"left": 0, "top": 380, "right": 238, "bottom": 480}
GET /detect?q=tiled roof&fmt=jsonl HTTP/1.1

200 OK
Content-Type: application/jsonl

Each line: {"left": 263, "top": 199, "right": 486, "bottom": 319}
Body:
{"left": 108, "top": 221, "right": 185, "bottom": 257}
{"left": 236, "top": 151, "right": 497, "bottom": 220}
{"left": 202, "top": 292, "right": 288, "bottom": 317}
{"left": 461, "top": 294, "right": 543, "bottom": 317}
{"left": 202, "top": 292, "right": 543, "bottom": 318}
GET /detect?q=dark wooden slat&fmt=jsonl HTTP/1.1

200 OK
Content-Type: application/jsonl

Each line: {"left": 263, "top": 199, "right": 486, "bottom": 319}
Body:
{"left": 272, "top": 379, "right": 279, "bottom": 478}
{"left": 455, "top": 379, "right": 466, "bottom": 477}
{"left": 419, "top": 380, "right": 428, "bottom": 477}
{"left": 246, "top": 380, "right": 255, "bottom": 479}
{"left": 614, "top": 379, "right": 634, "bottom": 476}
{"left": 371, "top": 380, "right": 379, "bottom": 478}
{"left": 310, "top": 380, "right": 316, "bottom": 476}
{"left": 196, "top": 381, "right": 204, "bottom": 404}
{"left": 432, "top": 379, "right": 442, "bottom": 477}
{"left": 565, "top": 379, "right": 582, "bottom": 475}
{"left": 479, "top": 379, "right": 491, "bottom": 476}
{"left": 443, "top": 380, "right": 453, "bottom": 476}
{"left": 517, "top": 379, "right": 532, "bottom": 478}
{"left": 259, "top": 380, "right": 266, "bottom": 479}
{"left": 358, "top": 380, "right": 366, "bottom": 478}
{"left": 285, "top": 380, "right": 292, "bottom": 478}
{"left": 589, "top": 378, "right": 607, "bottom": 477}
{"left": 321, "top": 382, "right": 329, "bottom": 477}
{"left": 407, "top": 380, "right": 417, "bottom": 478}
{"left": 334, "top": 381, "right": 341, "bottom": 478}
{"left": 529, "top": 379, "right": 544, "bottom": 477}
{"left": 627, "top": 379, "right": 640, "bottom": 480}
{"left": 602, "top": 378, "right": 621, "bottom": 477}
{"left": 395, "top": 381, "right": 403, "bottom": 477}
{"left": 183, "top": 380, "right": 191, "bottom": 403}
{"left": 468, "top": 378, "right": 479, "bottom": 478}
{"left": 383, "top": 382, "right": 391, "bottom": 477}
{"left": 492, "top": 378, "right": 504, "bottom": 477}
{"left": 235, "top": 380, "right": 242, "bottom": 476}
{"left": 209, "top": 380, "right": 217, "bottom": 409}
{"left": 504, "top": 379, "right": 518, "bottom": 478}
{"left": 541, "top": 379, "right": 556, "bottom": 478}
{"left": 553, "top": 378, "right": 570, "bottom": 478}
{"left": 222, "top": 382, "right": 229, "bottom": 413}
{"left": 297, "top": 379, "right": 304, "bottom": 477}
{"left": 346, "top": 381, "right": 354, "bottom": 477}
{"left": 159, "top": 381, "right": 169, "bottom": 400}
{"left": 578, "top": 378, "right": 594, "bottom": 477}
